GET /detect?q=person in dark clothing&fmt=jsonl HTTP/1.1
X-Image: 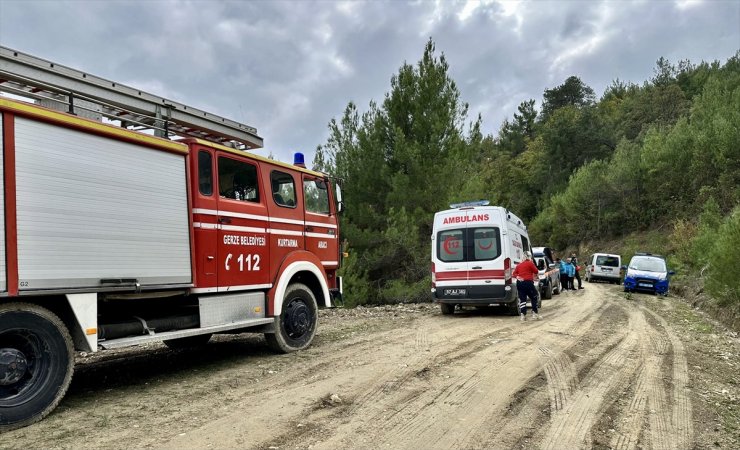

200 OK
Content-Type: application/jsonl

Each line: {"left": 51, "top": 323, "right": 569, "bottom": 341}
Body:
{"left": 513, "top": 252, "right": 541, "bottom": 321}
{"left": 571, "top": 253, "right": 584, "bottom": 290}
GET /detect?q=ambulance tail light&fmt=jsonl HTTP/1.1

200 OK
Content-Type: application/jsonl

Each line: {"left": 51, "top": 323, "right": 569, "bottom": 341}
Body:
{"left": 431, "top": 263, "right": 436, "bottom": 287}
{"left": 590, "top": 265, "right": 595, "bottom": 272}
{"left": 504, "top": 258, "right": 512, "bottom": 284}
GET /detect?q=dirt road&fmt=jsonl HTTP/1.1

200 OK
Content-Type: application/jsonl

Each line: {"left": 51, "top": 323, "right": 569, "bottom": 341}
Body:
{"left": 4, "top": 283, "right": 739, "bottom": 449}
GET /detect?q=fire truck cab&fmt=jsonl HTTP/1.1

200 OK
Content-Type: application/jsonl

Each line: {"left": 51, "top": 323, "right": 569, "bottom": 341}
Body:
{"left": 0, "top": 46, "right": 342, "bottom": 430}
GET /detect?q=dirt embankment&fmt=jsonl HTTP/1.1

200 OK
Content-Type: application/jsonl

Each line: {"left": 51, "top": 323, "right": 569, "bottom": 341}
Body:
{"left": 3, "top": 283, "right": 739, "bottom": 449}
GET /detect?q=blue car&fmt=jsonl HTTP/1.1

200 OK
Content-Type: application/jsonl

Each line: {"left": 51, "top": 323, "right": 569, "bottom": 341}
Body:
{"left": 623, "top": 253, "right": 674, "bottom": 295}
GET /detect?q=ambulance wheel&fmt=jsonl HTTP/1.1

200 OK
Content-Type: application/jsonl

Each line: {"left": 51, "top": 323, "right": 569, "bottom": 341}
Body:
{"left": 0, "top": 303, "right": 74, "bottom": 431}
{"left": 440, "top": 303, "right": 454, "bottom": 315}
{"left": 163, "top": 334, "right": 212, "bottom": 349}
{"left": 265, "top": 283, "right": 318, "bottom": 353}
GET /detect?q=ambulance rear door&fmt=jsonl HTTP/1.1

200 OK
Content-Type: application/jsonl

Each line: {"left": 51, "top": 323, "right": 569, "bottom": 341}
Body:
{"left": 466, "top": 209, "right": 506, "bottom": 300}
{"left": 433, "top": 211, "right": 468, "bottom": 298}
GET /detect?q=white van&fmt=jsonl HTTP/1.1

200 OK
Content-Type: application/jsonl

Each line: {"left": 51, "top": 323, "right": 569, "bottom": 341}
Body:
{"left": 585, "top": 253, "right": 622, "bottom": 284}
{"left": 431, "top": 201, "right": 534, "bottom": 315}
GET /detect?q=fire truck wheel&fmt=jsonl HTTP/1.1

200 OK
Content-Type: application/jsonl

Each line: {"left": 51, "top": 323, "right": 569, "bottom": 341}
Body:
{"left": 265, "top": 283, "right": 318, "bottom": 353}
{"left": 440, "top": 303, "right": 454, "bottom": 315}
{"left": 0, "top": 303, "right": 74, "bottom": 431}
{"left": 163, "top": 333, "right": 212, "bottom": 349}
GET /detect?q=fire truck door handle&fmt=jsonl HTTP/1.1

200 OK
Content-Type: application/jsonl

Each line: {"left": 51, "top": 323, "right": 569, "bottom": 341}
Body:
{"left": 207, "top": 256, "right": 214, "bottom": 261}
{"left": 219, "top": 217, "right": 232, "bottom": 224}
{"left": 305, "top": 226, "right": 314, "bottom": 232}
{"left": 471, "top": 266, "right": 482, "bottom": 270}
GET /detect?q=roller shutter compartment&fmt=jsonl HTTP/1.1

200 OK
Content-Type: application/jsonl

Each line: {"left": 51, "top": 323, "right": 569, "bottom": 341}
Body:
{"left": 14, "top": 117, "right": 192, "bottom": 290}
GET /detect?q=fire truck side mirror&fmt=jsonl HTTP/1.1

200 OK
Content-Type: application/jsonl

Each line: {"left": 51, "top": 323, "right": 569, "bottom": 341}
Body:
{"left": 335, "top": 183, "right": 344, "bottom": 214}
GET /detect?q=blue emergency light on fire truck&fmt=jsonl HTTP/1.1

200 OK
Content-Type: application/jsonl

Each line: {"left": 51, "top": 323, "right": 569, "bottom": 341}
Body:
{"left": 0, "top": 46, "right": 343, "bottom": 430}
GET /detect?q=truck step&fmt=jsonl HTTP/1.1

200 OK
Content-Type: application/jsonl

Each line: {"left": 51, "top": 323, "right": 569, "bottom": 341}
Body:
{"left": 98, "top": 317, "right": 274, "bottom": 349}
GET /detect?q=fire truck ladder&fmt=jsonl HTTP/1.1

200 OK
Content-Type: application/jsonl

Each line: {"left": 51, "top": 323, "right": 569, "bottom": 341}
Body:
{"left": 0, "top": 46, "right": 263, "bottom": 150}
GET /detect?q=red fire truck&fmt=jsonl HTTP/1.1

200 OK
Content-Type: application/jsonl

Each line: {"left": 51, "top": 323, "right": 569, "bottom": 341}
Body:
{"left": 0, "top": 46, "right": 342, "bottom": 430}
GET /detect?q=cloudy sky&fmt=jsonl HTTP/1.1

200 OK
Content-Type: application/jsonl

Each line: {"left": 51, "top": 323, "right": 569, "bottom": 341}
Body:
{"left": 0, "top": 0, "right": 738, "bottom": 164}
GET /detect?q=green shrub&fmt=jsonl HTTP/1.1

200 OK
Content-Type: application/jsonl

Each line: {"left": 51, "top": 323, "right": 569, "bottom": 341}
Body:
{"left": 690, "top": 197, "right": 722, "bottom": 270}
{"left": 338, "top": 252, "right": 373, "bottom": 307}
{"left": 705, "top": 207, "right": 740, "bottom": 307}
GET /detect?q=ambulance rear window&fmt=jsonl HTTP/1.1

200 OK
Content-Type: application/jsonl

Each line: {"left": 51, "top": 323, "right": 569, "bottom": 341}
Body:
{"left": 471, "top": 227, "right": 501, "bottom": 261}
{"left": 436, "top": 227, "right": 501, "bottom": 262}
{"left": 438, "top": 229, "right": 464, "bottom": 262}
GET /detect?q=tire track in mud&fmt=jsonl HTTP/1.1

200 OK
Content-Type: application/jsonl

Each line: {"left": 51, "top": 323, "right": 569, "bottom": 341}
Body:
{"left": 608, "top": 310, "right": 669, "bottom": 450}
{"left": 539, "top": 303, "right": 642, "bottom": 450}
{"left": 537, "top": 301, "right": 614, "bottom": 413}
{"left": 287, "top": 296, "right": 601, "bottom": 450}
{"left": 604, "top": 301, "right": 693, "bottom": 450}
{"left": 160, "top": 311, "right": 535, "bottom": 450}
{"left": 366, "top": 297, "right": 609, "bottom": 450}
{"left": 333, "top": 301, "right": 576, "bottom": 421}
{"left": 538, "top": 347, "right": 576, "bottom": 412}
{"left": 643, "top": 306, "right": 694, "bottom": 450}
{"left": 454, "top": 297, "right": 616, "bottom": 450}
{"left": 469, "top": 302, "right": 627, "bottom": 450}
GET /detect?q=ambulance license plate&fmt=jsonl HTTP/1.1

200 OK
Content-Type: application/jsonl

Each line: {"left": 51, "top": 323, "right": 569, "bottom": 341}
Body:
{"left": 444, "top": 288, "right": 467, "bottom": 296}
{"left": 639, "top": 282, "right": 652, "bottom": 288}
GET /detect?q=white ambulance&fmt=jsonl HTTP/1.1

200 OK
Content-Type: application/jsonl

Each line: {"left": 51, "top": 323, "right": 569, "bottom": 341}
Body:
{"left": 431, "top": 201, "right": 534, "bottom": 315}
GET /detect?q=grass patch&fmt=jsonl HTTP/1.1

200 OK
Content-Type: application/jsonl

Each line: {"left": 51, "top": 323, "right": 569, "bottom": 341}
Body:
{"left": 671, "top": 306, "right": 716, "bottom": 334}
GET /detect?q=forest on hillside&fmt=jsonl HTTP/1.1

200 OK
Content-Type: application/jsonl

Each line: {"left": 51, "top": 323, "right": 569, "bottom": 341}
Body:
{"left": 314, "top": 39, "right": 740, "bottom": 315}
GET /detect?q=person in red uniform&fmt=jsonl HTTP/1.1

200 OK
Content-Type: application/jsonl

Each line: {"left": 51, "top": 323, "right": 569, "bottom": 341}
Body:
{"left": 512, "top": 251, "right": 541, "bottom": 321}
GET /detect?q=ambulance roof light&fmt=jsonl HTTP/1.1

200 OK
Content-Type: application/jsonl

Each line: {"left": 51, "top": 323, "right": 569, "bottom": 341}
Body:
{"left": 450, "top": 200, "right": 490, "bottom": 209}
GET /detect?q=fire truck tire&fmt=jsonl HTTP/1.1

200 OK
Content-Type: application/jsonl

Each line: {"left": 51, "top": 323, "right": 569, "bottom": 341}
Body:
{"left": 0, "top": 303, "right": 74, "bottom": 431}
{"left": 163, "top": 333, "right": 212, "bottom": 349}
{"left": 265, "top": 283, "right": 318, "bottom": 353}
{"left": 440, "top": 303, "right": 454, "bottom": 315}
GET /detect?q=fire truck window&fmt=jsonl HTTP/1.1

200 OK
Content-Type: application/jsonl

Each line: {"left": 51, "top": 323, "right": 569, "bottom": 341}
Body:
{"left": 198, "top": 151, "right": 213, "bottom": 196}
{"left": 470, "top": 227, "right": 501, "bottom": 261}
{"left": 304, "top": 178, "right": 329, "bottom": 214}
{"left": 218, "top": 157, "right": 259, "bottom": 202}
{"left": 270, "top": 171, "right": 296, "bottom": 208}
{"left": 438, "top": 229, "right": 464, "bottom": 262}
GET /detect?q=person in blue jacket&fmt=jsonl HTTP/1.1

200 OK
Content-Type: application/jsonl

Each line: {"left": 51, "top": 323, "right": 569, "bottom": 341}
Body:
{"left": 565, "top": 258, "right": 576, "bottom": 290}
{"left": 557, "top": 258, "right": 569, "bottom": 293}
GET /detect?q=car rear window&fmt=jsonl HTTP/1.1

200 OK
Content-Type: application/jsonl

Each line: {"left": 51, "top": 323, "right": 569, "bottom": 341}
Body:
{"left": 596, "top": 255, "right": 620, "bottom": 267}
